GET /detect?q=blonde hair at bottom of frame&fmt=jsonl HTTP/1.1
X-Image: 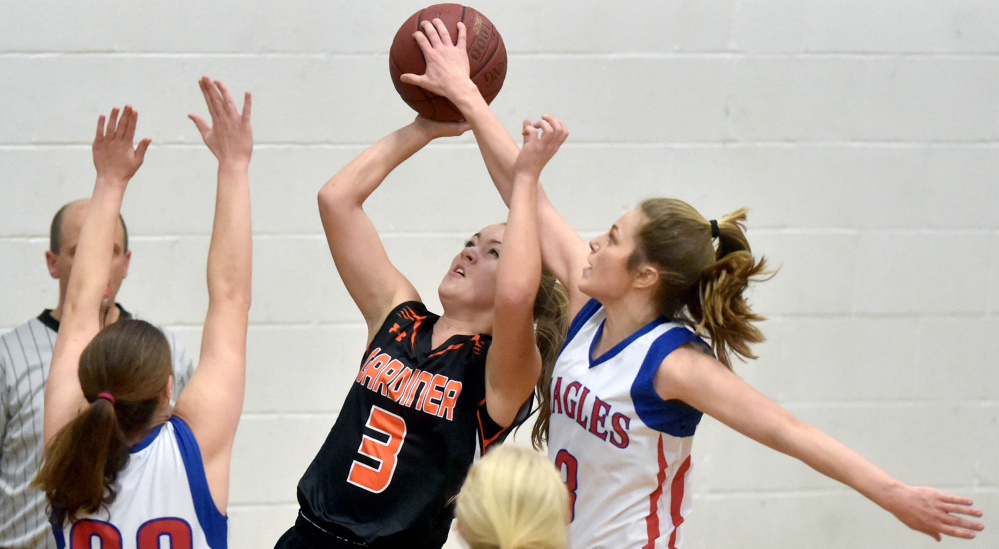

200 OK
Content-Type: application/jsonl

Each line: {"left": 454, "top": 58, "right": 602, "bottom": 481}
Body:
{"left": 455, "top": 445, "right": 570, "bottom": 549}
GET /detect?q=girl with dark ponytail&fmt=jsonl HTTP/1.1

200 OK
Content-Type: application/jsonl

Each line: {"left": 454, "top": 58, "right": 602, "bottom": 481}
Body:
{"left": 34, "top": 77, "right": 252, "bottom": 548}
{"left": 405, "top": 30, "right": 985, "bottom": 547}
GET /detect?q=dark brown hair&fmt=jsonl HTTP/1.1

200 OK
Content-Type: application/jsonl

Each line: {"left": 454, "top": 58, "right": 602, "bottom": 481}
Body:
{"left": 33, "top": 319, "right": 171, "bottom": 521}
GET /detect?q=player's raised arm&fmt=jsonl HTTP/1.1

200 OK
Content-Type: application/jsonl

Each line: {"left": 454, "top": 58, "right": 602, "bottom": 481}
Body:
{"left": 402, "top": 19, "right": 591, "bottom": 317}
{"left": 172, "top": 77, "right": 252, "bottom": 512}
{"left": 44, "top": 106, "right": 150, "bottom": 445}
{"left": 317, "top": 116, "right": 468, "bottom": 340}
{"left": 486, "top": 116, "right": 568, "bottom": 426}
{"left": 659, "top": 344, "right": 985, "bottom": 541}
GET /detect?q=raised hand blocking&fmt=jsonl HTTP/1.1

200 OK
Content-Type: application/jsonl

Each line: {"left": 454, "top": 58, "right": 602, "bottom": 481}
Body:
{"left": 92, "top": 105, "right": 151, "bottom": 185}
{"left": 514, "top": 115, "right": 569, "bottom": 181}
{"left": 188, "top": 76, "right": 252, "bottom": 165}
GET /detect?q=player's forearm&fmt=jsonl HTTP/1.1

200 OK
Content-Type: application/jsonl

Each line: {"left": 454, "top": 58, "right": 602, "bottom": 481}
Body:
{"left": 495, "top": 172, "right": 541, "bottom": 309}
{"left": 63, "top": 180, "right": 127, "bottom": 321}
{"left": 206, "top": 163, "right": 252, "bottom": 309}
{"left": 774, "top": 415, "right": 902, "bottom": 510}
{"left": 451, "top": 89, "right": 519, "bottom": 205}
{"left": 318, "top": 123, "right": 433, "bottom": 213}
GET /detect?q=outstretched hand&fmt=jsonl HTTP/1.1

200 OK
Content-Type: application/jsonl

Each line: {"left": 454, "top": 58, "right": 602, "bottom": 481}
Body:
{"left": 888, "top": 485, "right": 984, "bottom": 541}
{"left": 189, "top": 76, "right": 252, "bottom": 166}
{"left": 513, "top": 115, "right": 569, "bottom": 181}
{"left": 399, "top": 19, "right": 478, "bottom": 103}
{"left": 92, "top": 105, "right": 151, "bottom": 186}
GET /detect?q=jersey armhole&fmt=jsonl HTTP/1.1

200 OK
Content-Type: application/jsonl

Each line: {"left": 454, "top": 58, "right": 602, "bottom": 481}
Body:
{"left": 562, "top": 299, "right": 602, "bottom": 351}
{"left": 170, "top": 416, "right": 229, "bottom": 549}
{"left": 475, "top": 396, "right": 531, "bottom": 455}
{"left": 631, "top": 328, "right": 706, "bottom": 437}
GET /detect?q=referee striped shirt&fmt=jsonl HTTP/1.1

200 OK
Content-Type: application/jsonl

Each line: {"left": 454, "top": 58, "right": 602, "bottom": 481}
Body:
{"left": 0, "top": 306, "right": 195, "bottom": 549}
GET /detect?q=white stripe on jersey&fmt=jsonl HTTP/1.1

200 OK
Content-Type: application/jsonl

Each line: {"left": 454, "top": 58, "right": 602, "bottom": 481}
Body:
{"left": 548, "top": 300, "right": 705, "bottom": 549}
{"left": 53, "top": 417, "right": 227, "bottom": 549}
{"left": 0, "top": 311, "right": 195, "bottom": 549}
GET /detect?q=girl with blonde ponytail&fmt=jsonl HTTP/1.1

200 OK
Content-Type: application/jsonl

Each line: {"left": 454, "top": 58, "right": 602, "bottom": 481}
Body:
{"left": 455, "top": 445, "right": 569, "bottom": 549}
{"left": 401, "top": 33, "right": 985, "bottom": 546}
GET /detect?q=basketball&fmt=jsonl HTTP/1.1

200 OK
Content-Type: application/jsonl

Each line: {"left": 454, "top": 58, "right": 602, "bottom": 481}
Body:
{"left": 389, "top": 4, "right": 506, "bottom": 122}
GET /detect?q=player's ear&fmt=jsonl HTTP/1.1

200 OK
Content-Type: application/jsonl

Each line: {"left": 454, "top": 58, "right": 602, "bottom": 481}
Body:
{"left": 122, "top": 249, "right": 132, "bottom": 278}
{"left": 45, "top": 250, "right": 59, "bottom": 279}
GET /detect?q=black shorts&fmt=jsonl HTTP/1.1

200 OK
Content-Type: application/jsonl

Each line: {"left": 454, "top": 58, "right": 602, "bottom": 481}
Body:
{"left": 274, "top": 512, "right": 370, "bottom": 549}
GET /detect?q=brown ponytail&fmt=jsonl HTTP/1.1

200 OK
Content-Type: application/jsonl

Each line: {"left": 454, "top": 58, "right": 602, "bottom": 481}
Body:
{"left": 632, "top": 199, "right": 772, "bottom": 369}
{"left": 529, "top": 269, "right": 569, "bottom": 449}
{"left": 33, "top": 319, "right": 172, "bottom": 521}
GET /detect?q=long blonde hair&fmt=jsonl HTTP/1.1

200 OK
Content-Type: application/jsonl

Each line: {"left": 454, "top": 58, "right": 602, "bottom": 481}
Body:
{"left": 455, "top": 445, "right": 570, "bottom": 549}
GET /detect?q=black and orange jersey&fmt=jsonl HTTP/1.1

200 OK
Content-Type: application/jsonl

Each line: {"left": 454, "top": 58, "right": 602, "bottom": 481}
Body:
{"left": 295, "top": 301, "right": 520, "bottom": 548}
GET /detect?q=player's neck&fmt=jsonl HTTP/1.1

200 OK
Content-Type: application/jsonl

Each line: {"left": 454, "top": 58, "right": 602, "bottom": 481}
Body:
{"left": 432, "top": 312, "right": 491, "bottom": 348}
{"left": 49, "top": 301, "right": 120, "bottom": 325}
{"left": 594, "top": 296, "right": 660, "bottom": 356}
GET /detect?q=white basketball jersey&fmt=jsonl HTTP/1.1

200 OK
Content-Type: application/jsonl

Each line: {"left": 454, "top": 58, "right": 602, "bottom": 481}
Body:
{"left": 53, "top": 417, "right": 227, "bottom": 549}
{"left": 548, "top": 300, "right": 705, "bottom": 549}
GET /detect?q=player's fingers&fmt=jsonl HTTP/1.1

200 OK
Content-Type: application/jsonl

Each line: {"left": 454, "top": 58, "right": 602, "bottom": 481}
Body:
{"left": 940, "top": 502, "right": 983, "bottom": 518}
{"left": 203, "top": 77, "right": 224, "bottom": 121}
{"left": 411, "top": 29, "right": 433, "bottom": 54}
{"left": 106, "top": 107, "right": 121, "bottom": 138}
{"left": 399, "top": 73, "right": 422, "bottom": 86}
{"left": 535, "top": 117, "right": 555, "bottom": 141}
{"left": 241, "top": 91, "right": 252, "bottom": 123}
{"left": 120, "top": 106, "right": 137, "bottom": 142}
{"left": 188, "top": 114, "right": 210, "bottom": 137}
{"left": 456, "top": 21, "right": 467, "bottom": 49}
{"left": 431, "top": 18, "right": 453, "bottom": 46}
{"left": 198, "top": 77, "right": 219, "bottom": 123}
{"left": 521, "top": 119, "right": 538, "bottom": 143}
{"left": 939, "top": 494, "right": 975, "bottom": 506}
{"left": 215, "top": 79, "right": 237, "bottom": 115}
{"left": 421, "top": 19, "right": 443, "bottom": 47}
{"left": 134, "top": 138, "right": 152, "bottom": 164}
{"left": 95, "top": 114, "right": 106, "bottom": 142}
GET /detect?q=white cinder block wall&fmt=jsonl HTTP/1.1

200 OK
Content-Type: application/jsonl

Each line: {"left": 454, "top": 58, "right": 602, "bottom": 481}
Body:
{"left": 1, "top": 1, "right": 995, "bottom": 547}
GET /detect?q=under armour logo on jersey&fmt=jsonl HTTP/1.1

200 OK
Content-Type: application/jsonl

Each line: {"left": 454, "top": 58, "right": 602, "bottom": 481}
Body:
{"left": 388, "top": 323, "right": 407, "bottom": 342}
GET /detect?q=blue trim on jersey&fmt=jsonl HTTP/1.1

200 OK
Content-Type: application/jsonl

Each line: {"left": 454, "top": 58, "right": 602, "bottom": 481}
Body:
{"left": 131, "top": 422, "right": 163, "bottom": 453}
{"left": 51, "top": 518, "right": 65, "bottom": 549}
{"left": 631, "top": 327, "right": 705, "bottom": 437}
{"left": 170, "top": 416, "right": 228, "bottom": 549}
{"left": 562, "top": 298, "right": 602, "bottom": 351}
{"left": 589, "top": 314, "right": 668, "bottom": 368}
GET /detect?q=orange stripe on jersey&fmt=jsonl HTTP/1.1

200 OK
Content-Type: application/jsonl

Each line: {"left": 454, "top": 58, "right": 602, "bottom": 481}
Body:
{"left": 644, "top": 434, "right": 669, "bottom": 549}
{"left": 667, "top": 455, "right": 691, "bottom": 549}
{"left": 476, "top": 400, "right": 506, "bottom": 452}
{"left": 398, "top": 306, "right": 426, "bottom": 351}
{"left": 428, "top": 342, "right": 464, "bottom": 358}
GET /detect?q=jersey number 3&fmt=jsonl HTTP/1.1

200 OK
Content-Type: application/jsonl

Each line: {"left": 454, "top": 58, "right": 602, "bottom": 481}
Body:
{"left": 348, "top": 406, "right": 407, "bottom": 493}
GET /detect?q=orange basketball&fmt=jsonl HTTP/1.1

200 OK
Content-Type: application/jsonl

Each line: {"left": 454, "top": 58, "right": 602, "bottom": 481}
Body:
{"left": 389, "top": 4, "right": 507, "bottom": 122}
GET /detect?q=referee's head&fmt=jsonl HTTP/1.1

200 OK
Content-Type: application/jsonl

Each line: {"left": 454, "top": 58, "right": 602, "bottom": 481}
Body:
{"left": 45, "top": 199, "right": 132, "bottom": 316}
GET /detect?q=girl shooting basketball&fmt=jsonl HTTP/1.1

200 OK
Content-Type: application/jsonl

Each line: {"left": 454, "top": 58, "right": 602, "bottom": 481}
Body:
{"left": 35, "top": 77, "right": 252, "bottom": 548}
{"left": 403, "top": 17, "right": 986, "bottom": 547}
{"left": 274, "top": 113, "right": 568, "bottom": 547}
